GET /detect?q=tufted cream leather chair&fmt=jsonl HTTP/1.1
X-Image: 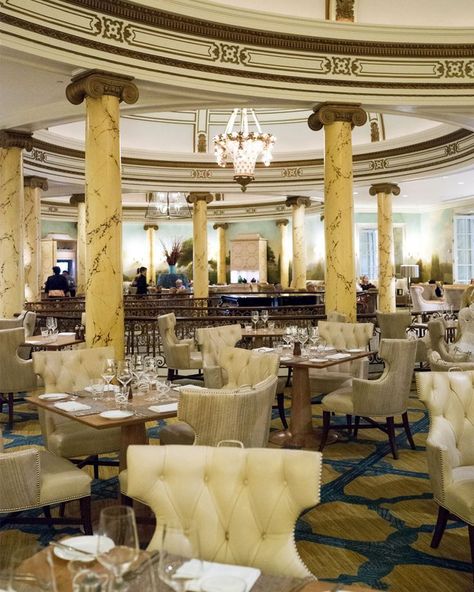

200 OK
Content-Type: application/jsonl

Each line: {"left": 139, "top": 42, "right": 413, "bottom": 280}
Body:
{"left": 320, "top": 339, "right": 417, "bottom": 459}
{"left": 122, "top": 445, "right": 321, "bottom": 578}
{"left": 0, "top": 328, "right": 38, "bottom": 426}
{"left": 427, "top": 319, "right": 471, "bottom": 371}
{"left": 410, "top": 285, "right": 445, "bottom": 313}
{"left": 33, "top": 346, "right": 120, "bottom": 477}
{"left": 158, "top": 313, "right": 202, "bottom": 380}
{"left": 326, "top": 311, "right": 348, "bottom": 323}
{"left": 309, "top": 321, "right": 374, "bottom": 397}
{"left": 416, "top": 372, "right": 474, "bottom": 576}
{"left": 159, "top": 375, "right": 277, "bottom": 447}
{"left": 196, "top": 324, "right": 242, "bottom": 387}
{"left": 0, "top": 428, "right": 92, "bottom": 533}
{"left": 376, "top": 310, "right": 427, "bottom": 364}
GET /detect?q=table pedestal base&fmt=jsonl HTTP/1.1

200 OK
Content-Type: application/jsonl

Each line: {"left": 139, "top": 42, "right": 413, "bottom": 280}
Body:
{"left": 269, "top": 428, "right": 338, "bottom": 450}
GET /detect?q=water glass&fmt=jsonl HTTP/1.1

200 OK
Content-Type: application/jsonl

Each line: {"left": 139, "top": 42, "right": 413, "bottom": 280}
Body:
{"left": 90, "top": 378, "right": 104, "bottom": 400}
{"left": 115, "top": 386, "right": 129, "bottom": 409}
{"left": 158, "top": 520, "right": 202, "bottom": 592}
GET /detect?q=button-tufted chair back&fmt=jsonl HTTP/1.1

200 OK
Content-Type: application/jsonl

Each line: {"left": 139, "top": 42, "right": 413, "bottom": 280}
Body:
{"left": 125, "top": 445, "right": 321, "bottom": 578}
{"left": 326, "top": 311, "right": 348, "bottom": 323}
{"left": 318, "top": 320, "right": 373, "bottom": 350}
{"left": 196, "top": 324, "right": 242, "bottom": 367}
{"left": 177, "top": 375, "right": 277, "bottom": 447}
{"left": 416, "top": 371, "right": 474, "bottom": 506}
{"left": 216, "top": 346, "right": 279, "bottom": 389}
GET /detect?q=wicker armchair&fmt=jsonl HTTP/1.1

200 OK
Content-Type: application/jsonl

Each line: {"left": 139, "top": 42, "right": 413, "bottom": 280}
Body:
{"left": 416, "top": 372, "right": 474, "bottom": 580}
{"left": 320, "top": 339, "right": 417, "bottom": 459}
{"left": 158, "top": 313, "right": 202, "bottom": 380}
{"left": 0, "top": 429, "right": 92, "bottom": 533}
{"left": 121, "top": 444, "right": 321, "bottom": 578}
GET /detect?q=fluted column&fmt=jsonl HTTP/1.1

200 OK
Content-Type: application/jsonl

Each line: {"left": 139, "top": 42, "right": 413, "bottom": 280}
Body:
{"left": 70, "top": 193, "right": 86, "bottom": 295}
{"left": 275, "top": 219, "right": 289, "bottom": 288}
{"left": 213, "top": 222, "right": 228, "bottom": 285}
{"left": 285, "top": 197, "right": 311, "bottom": 290}
{"left": 0, "top": 131, "right": 33, "bottom": 316}
{"left": 144, "top": 224, "right": 158, "bottom": 284}
{"left": 24, "top": 176, "right": 47, "bottom": 303}
{"left": 370, "top": 182, "right": 400, "bottom": 313}
{"left": 187, "top": 193, "right": 213, "bottom": 299}
{"left": 67, "top": 70, "right": 139, "bottom": 357}
{"left": 308, "top": 103, "right": 367, "bottom": 321}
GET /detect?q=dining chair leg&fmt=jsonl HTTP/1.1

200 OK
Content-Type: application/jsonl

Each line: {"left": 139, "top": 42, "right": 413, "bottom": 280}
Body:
{"left": 79, "top": 496, "right": 93, "bottom": 535}
{"left": 431, "top": 505, "right": 449, "bottom": 548}
{"left": 43, "top": 506, "right": 52, "bottom": 519}
{"left": 468, "top": 524, "right": 474, "bottom": 584}
{"left": 353, "top": 416, "right": 360, "bottom": 439}
{"left": 276, "top": 393, "right": 288, "bottom": 429}
{"left": 401, "top": 411, "right": 416, "bottom": 450}
{"left": 386, "top": 416, "right": 399, "bottom": 459}
{"left": 7, "top": 393, "right": 14, "bottom": 427}
{"left": 319, "top": 411, "right": 331, "bottom": 452}
{"left": 59, "top": 502, "right": 66, "bottom": 517}
{"left": 346, "top": 414, "right": 352, "bottom": 435}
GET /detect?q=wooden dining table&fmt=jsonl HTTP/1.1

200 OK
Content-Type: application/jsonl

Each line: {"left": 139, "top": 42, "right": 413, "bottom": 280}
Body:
{"left": 25, "top": 332, "right": 85, "bottom": 350}
{"left": 241, "top": 326, "right": 286, "bottom": 347}
{"left": 270, "top": 350, "right": 374, "bottom": 450}
{"left": 27, "top": 390, "right": 178, "bottom": 470}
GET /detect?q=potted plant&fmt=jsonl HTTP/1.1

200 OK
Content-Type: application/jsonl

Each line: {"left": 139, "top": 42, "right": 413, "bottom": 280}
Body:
{"left": 161, "top": 238, "right": 183, "bottom": 274}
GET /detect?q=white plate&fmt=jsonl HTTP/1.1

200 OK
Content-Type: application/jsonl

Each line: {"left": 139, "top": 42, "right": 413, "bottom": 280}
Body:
{"left": 345, "top": 348, "right": 364, "bottom": 353}
{"left": 52, "top": 535, "right": 114, "bottom": 562}
{"left": 38, "top": 393, "right": 69, "bottom": 401}
{"left": 99, "top": 409, "right": 134, "bottom": 420}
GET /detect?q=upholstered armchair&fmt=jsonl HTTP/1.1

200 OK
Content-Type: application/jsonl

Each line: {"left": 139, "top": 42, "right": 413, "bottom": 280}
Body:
{"left": 0, "top": 327, "right": 38, "bottom": 426}
{"left": 427, "top": 350, "right": 474, "bottom": 372}
{"left": 0, "top": 429, "right": 92, "bottom": 533}
{"left": 196, "top": 324, "right": 242, "bottom": 386}
{"left": 427, "top": 318, "right": 471, "bottom": 369}
{"left": 376, "top": 310, "right": 427, "bottom": 364}
{"left": 121, "top": 444, "right": 321, "bottom": 578}
{"left": 0, "top": 310, "right": 36, "bottom": 337}
{"left": 416, "top": 372, "right": 473, "bottom": 577}
{"left": 159, "top": 375, "right": 277, "bottom": 446}
{"left": 33, "top": 346, "right": 120, "bottom": 477}
{"left": 410, "top": 285, "right": 445, "bottom": 313}
{"left": 326, "top": 311, "right": 348, "bottom": 322}
{"left": 457, "top": 306, "right": 474, "bottom": 339}
{"left": 320, "top": 339, "right": 417, "bottom": 459}
{"left": 309, "top": 320, "right": 374, "bottom": 396}
{"left": 158, "top": 313, "right": 202, "bottom": 380}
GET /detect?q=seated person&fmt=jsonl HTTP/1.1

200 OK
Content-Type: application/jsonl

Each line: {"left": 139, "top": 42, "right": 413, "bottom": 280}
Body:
{"left": 175, "top": 279, "right": 187, "bottom": 293}
{"left": 359, "top": 275, "right": 376, "bottom": 290}
{"left": 428, "top": 278, "right": 443, "bottom": 298}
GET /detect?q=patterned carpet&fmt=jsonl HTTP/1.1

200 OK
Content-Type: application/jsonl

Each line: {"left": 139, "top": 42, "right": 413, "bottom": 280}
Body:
{"left": 0, "top": 389, "right": 472, "bottom": 591}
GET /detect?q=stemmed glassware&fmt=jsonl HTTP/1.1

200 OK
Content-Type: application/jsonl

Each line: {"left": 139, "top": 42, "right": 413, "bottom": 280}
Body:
{"left": 260, "top": 309, "right": 269, "bottom": 329}
{"left": 45, "top": 316, "right": 57, "bottom": 334}
{"left": 96, "top": 505, "right": 139, "bottom": 591}
{"left": 102, "top": 359, "right": 116, "bottom": 393}
{"left": 117, "top": 361, "right": 133, "bottom": 390}
{"left": 251, "top": 310, "right": 259, "bottom": 331}
{"left": 297, "top": 328, "right": 309, "bottom": 356}
{"left": 158, "top": 521, "right": 202, "bottom": 592}
{"left": 283, "top": 327, "right": 293, "bottom": 350}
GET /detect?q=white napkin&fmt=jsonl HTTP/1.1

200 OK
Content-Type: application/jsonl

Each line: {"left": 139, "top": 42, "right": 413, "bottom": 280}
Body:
{"left": 148, "top": 402, "right": 178, "bottom": 413}
{"left": 279, "top": 356, "right": 292, "bottom": 362}
{"left": 177, "top": 560, "right": 260, "bottom": 592}
{"left": 58, "top": 332, "right": 76, "bottom": 336}
{"left": 326, "top": 353, "right": 352, "bottom": 360}
{"left": 253, "top": 347, "right": 274, "bottom": 353}
{"left": 84, "top": 384, "right": 119, "bottom": 393}
{"left": 309, "top": 358, "right": 327, "bottom": 363}
{"left": 174, "top": 384, "right": 206, "bottom": 392}
{"left": 54, "top": 401, "right": 91, "bottom": 412}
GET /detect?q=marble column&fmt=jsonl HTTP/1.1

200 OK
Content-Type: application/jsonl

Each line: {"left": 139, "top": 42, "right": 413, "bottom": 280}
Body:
{"left": 144, "top": 224, "right": 158, "bottom": 284}
{"left": 187, "top": 193, "right": 213, "bottom": 299}
{"left": 0, "top": 131, "right": 33, "bottom": 317}
{"left": 67, "top": 71, "right": 139, "bottom": 358}
{"left": 275, "top": 219, "right": 289, "bottom": 289}
{"left": 370, "top": 182, "right": 400, "bottom": 313}
{"left": 308, "top": 104, "right": 367, "bottom": 321}
{"left": 70, "top": 193, "right": 86, "bottom": 295}
{"left": 285, "top": 197, "right": 311, "bottom": 290}
{"left": 24, "top": 176, "right": 47, "bottom": 302}
{"left": 213, "top": 222, "right": 228, "bottom": 285}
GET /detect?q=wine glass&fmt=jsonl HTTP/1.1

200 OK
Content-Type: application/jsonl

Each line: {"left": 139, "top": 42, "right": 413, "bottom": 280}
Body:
{"left": 117, "top": 361, "right": 133, "bottom": 389}
{"left": 96, "top": 505, "right": 139, "bottom": 591}
{"left": 158, "top": 520, "right": 202, "bottom": 592}
{"left": 251, "top": 310, "right": 259, "bottom": 331}
{"left": 45, "top": 316, "right": 56, "bottom": 335}
{"left": 102, "top": 358, "right": 116, "bottom": 393}
{"left": 260, "top": 309, "right": 269, "bottom": 329}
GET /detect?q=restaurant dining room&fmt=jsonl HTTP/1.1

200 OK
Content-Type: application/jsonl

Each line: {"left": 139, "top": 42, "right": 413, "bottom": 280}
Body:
{"left": 0, "top": 1, "right": 473, "bottom": 590}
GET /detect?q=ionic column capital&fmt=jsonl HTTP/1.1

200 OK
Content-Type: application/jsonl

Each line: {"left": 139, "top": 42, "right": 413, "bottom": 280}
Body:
{"left": 70, "top": 193, "right": 85, "bottom": 206}
{"left": 24, "top": 176, "right": 48, "bottom": 190}
{"left": 369, "top": 183, "right": 400, "bottom": 197}
{"left": 66, "top": 70, "right": 139, "bottom": 105}
{"left": 213, "top": 222, "right": 228, "bottom": 230}
{"left": 0, "top": 130, "right": 33, "bottom": 151}
{"left": 275, "top": 218, "right": 289, "bottom": 227}
{"left": 144, "top": 224, "right": 159, "bottom": 231}
{"left": 285, "top": 196, "right": 311, "bottom": 208}
{"left": 187, "top": 192, "right": 214, "bottom": 205}
{"left": 308, "top": 103, "right": 367, "bottom": 131}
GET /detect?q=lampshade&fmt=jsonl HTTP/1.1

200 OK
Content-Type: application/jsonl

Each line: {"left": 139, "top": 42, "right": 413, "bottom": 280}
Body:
{"left": 400, "top": 264, "right": 419, "bottom": 278}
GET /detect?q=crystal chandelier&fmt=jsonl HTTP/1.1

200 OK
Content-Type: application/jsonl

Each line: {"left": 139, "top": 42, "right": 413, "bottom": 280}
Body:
{"left": 145, "top": 192, "right": 191, "bottom": 220}
{"left": 213, "top": 108, "right": 276, "bottom": 192}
